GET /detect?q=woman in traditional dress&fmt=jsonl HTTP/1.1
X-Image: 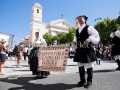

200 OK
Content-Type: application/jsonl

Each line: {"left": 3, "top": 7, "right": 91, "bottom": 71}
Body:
{"left": 29, "top": 32, "right": 50, "bottom": 79}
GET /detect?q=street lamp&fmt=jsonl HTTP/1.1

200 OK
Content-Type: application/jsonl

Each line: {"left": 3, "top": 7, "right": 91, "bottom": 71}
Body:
{"left": 95, "top": 17, "right": 102, "bottom": 43}
{"left": 119, "top": 10, "right": 120, "bottom": 26}
{"left": 14, "top": 41, "right": 15, "bottom": 46}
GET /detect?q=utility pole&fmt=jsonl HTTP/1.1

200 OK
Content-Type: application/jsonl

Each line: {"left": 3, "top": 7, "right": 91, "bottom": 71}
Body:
{"left": 119, "top": 9, "right": 120, "bottom": 16}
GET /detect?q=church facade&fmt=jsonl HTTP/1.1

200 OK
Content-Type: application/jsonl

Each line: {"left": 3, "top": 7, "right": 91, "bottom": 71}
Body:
{"left": 21, "top": 3, "right": 73, "bottom": 46}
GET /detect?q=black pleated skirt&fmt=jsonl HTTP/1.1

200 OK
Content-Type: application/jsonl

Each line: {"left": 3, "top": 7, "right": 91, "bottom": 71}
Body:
{"left": 73, "top": 47, "right": 97, "bottom": 63}
{"left": 111, "top": 45, "right": 120, "bottom": 56}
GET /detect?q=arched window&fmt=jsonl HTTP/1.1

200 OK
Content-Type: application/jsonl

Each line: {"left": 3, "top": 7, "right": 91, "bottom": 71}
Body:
{"left": 37, "top": 9, "right": 39, "bottom": 13}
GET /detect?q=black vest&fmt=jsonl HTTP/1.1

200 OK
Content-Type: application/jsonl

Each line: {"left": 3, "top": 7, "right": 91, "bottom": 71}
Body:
{"left": 74, "top": 25, "right": 97, "bottom": 63}
{"left": 112, "top": 36, "right": 120, "bottom": 45}
{"left": 76, "top": 25, "right": 90, "bottom": 48}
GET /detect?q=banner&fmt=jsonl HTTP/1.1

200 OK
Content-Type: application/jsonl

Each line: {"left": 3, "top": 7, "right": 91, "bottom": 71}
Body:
{"left": 38, "top": 45, "right": 69, "bottom": 72}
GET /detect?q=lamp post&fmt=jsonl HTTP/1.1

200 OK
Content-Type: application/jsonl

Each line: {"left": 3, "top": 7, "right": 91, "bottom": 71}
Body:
{"left": 25, "top": 35, "right": 29, "bottom": 46}
{"left": 119, "top": 10, "right": 120, "bottom": 26}
{"left": 95, "top": 17, "right": 102, "bottom": 43}
{"left": 119, "top": 10, "right": 120, "bottom": 16}
{"left": 14, "top": 41, "right": 15, "bottom": 46}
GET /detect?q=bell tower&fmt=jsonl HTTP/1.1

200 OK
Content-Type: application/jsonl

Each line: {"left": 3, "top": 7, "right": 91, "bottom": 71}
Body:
{"left": 29, "top": 3, "right": 43, "bottom": 43}
{"left": 32, "top": 2, "right": 43, "bottom": 22}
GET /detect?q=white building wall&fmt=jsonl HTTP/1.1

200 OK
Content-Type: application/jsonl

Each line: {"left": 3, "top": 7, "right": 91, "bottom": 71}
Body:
{"left": 0, "top": 32, "right": 14, "bottom": 47}
{"left": 22, "top": 3, "right": 73, "bottom": 45}
{"left": 32, "top": 7, "right": 42, "bottom": 22}
{"left": 30, "top": 22, "right": 49, "bottom": 43}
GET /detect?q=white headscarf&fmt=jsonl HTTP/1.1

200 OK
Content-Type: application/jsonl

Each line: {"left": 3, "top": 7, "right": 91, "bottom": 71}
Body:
{"left": 75, "top": 19, "right": 80, "bottom": 29}
{"left": 115, "top": 30, "right": 120, "bottom": 38}
{"left": 34, "top": 32, "right": 47, "bottom": 47}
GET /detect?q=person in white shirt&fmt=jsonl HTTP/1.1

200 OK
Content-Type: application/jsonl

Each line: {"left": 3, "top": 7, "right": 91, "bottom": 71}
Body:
{"left": 73, "top": 15, "right": 100, "bottom": 88}
{"left": 23, "top": 46, "right": 28, "bottom": 60}
{"left": 8, "top": 47, "right": 14, "bottom": 60}
{"left": 69, "top": 44, "right": 75, "bottom": 59}
{"left": 27, "top": 45, "right": 32, "bottom": 65}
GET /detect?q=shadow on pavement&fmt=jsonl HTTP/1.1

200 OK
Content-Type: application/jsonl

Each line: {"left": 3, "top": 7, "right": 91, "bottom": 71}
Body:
{"left": 3, "top": 66, "right": 16, "bottom": 68}
{"left": 103, "top": 61, "right": 116, "bottom": 63}
{"left": 6, "top": 60, "right": 16, "bottom": 61}
{"left": 13, "top": 70, "right": 30, "bottom": 71}
{"left": 93, "top": 69, "right": 116, "bottom": 73}
{"left": 12, "top": 65, "right": 29, "bottom": 67}
{"left": 75, "top": 69, "right": 116, "bottom": 74}
{"left": 67, "top": 65, "right": 77, "bottom": 66}
{"left": 0, "top": 76, "right": 77, "bottom": 90}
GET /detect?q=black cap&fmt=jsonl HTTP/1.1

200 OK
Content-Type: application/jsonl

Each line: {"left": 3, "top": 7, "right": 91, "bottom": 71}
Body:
{"left": 112, "top": 29, "right": 117, "bottom": 32}
{"left": 79, "top": 15, "right": 88, "bottom": 21}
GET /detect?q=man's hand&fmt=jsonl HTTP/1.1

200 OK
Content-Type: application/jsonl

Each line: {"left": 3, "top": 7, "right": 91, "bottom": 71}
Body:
{"left": 73, "top": 42, "right": 76, "bottom": 45}
{"left": 113, "top": 32, "right": 116, "bottom": 36}
{"left": 83, "top": 40, "right": 89, "bottom": 46}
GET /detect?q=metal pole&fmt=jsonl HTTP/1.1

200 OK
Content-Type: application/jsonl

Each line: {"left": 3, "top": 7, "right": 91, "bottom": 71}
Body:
{"left": 14, "top": 41, "right": 15, "bottom": 46}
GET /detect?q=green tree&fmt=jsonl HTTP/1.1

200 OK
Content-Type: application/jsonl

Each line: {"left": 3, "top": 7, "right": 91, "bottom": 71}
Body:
{"left": 117, "top": 16, "right": 120, "bottom": 29}
{"left": 117, "top": 16, "right": 120, "bottom": 24}
{"left": 43, "top": 33, "right": 53, "bottom": 45}
{"left": 94, "top": 17, "right": 119, "bottom": 45}
{"left": 51, "top": 35, "right": 58, "bottom": 44}
{"left": 43, "top": 27, "right": 76, "bottom": 45}
{"left": 66, "top": 27, "right": 76, "bottom": 43}
{"left": 57, "top": 32, "right": 67, "bottom": 44}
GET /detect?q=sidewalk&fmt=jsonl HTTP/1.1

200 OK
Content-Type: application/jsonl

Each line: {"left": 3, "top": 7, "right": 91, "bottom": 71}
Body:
{"left": 0, "top": 57, "right": 118, "bottom": 78}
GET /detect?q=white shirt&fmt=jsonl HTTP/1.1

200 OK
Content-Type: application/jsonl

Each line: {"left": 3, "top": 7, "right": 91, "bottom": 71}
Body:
{"left": 70, "top": 47, "right": 73, "bottom": 52}
{"left": 110, "top": 30, "right": 120, "bottom": 38}
{"left": 73, "top": 24, "right": 100, "bottom": 44}
{"left": 24, "top": 47, "right": 28, "bottom": 52}
{"left": 34, "top": 38, "right": 47, "bottom": 47}
{"left": 28, "top": 48, "right": 32, "bottom": 55}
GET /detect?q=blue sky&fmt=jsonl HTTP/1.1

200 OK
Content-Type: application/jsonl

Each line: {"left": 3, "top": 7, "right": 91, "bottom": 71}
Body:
{"left": 0, "top": 0, "right": 120, "bottom": 45}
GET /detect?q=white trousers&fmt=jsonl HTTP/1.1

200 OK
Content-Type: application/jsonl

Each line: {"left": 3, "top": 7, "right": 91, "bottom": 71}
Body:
{"left": 114, "top": 55, "right": 120, "bottom": 60}
{"left": 77, "top": 62, "right": 95, "bottom": 69}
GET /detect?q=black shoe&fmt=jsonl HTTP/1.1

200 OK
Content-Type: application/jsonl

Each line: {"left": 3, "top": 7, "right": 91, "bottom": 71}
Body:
{"left": 77, "top": 81, "right": 86, "bottom": 87}
{"left": 116, "top": 67, "right": 120, "bottom": 70}
{"left": 84, "top": 82, "right": 92, "bottom": 89}
{"left": 33, "top": 76, "right": 41, "bottom": 79}
{"left": 37, "top": 76, "right": 43, "bottom": 79}
{"left": 33, "top": 76, "right": 38, "bottom": 79}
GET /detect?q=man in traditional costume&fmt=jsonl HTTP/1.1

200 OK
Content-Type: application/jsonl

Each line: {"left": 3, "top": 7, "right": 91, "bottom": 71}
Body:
{"left": 110, "top": 29, "right": 120, "bottom": 70}
{"left": 73, "top": 15, "right": 100, "bottom": 88}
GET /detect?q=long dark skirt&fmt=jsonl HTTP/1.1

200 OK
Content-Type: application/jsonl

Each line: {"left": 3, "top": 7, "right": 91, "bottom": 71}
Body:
{"left": 30, "top": 55, "right": 50, "bottom": 77}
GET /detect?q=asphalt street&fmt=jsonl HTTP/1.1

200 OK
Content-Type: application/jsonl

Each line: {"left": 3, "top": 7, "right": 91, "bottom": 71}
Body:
{"left": 0, "top": 70, "right": 120, "bottom": 90}
{"left": 0, "top": 58, "right": 120, "bottom": 90}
